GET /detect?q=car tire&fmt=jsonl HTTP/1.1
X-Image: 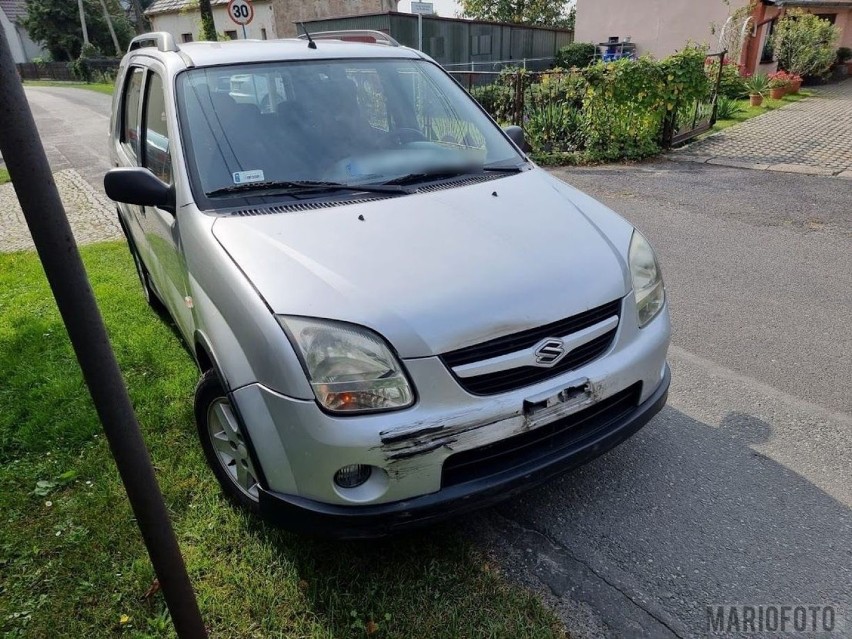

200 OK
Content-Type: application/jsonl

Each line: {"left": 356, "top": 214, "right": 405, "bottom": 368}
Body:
{"left": 194, "top": 369, "right": 261, "bottom": 514}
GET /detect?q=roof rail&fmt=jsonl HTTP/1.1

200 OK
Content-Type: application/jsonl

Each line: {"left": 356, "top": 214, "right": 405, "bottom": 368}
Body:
{"left": 128, "top": 32, "right": 179, "bottom": 53}
{"left": 297, "top": 30, "right": 400, "bottom": 47}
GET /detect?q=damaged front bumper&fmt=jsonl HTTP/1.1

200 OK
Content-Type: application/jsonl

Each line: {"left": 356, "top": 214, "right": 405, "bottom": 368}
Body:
{"left": 256, "top": 365, "right": 670, "bottom": 539}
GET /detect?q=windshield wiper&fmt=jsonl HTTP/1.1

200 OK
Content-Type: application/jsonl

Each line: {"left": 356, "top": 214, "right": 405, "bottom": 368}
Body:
{"left": 206, "top": 180, "right": 408, "bottom": 197}
{"left": 482, "top": 164, "right": 526, "bottom": 173}
{"left": 380, "top": 170, "right": 473, "bottom": 187}
{"left": 380, "top": 164, "right": 526, "bottom": 187}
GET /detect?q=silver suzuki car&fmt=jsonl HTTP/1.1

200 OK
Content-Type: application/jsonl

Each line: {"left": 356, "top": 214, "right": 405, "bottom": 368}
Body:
{"left": 105, "top": 31, "right": 671, "bottom": 537}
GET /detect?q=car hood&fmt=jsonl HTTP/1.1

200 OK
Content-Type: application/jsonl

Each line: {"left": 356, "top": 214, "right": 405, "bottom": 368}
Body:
{"left": 212, "top": 169, "right": 634, "bottom": 358}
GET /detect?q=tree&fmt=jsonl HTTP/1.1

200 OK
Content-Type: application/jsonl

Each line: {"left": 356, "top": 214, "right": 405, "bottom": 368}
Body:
{"left": 22, "top": 0, "right": 135, "bottom": 61}
{"left": 460, "top": 0, "right": 574, "bottom": 27}
{"left": 772, "top": 9, "right": 839, "bottom": 78}
{"left": 198, "top": 0, "right": 217, "bottom": 41}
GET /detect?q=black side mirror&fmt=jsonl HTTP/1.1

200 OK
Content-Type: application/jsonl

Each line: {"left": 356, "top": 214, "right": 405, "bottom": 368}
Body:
{"left": 503, "top": 126, "right": 530, "bottom": 153}
{"left": 104, "top": 168, "right": 175, "bottom": 214}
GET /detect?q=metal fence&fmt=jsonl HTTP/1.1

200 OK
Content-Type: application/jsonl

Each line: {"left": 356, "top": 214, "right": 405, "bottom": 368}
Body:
{"left": 453, "top": 52, "right": 728, "bottom": 150}
{"left": 662, "top": 51, "right": 726, "bottom": 147}
{"left": 15, "top": 59, "right": 120, "bottom": 82}
{"left": 443, "top": 56, "right": 556, "bottom": 74}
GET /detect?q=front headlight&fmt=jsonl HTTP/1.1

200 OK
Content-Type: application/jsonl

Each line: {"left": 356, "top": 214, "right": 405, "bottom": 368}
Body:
{"left": 277, "top": 316, "right": 414, "bottom": 413}
{"left": 629, "top": 231, "right": 665, "bottom": 328}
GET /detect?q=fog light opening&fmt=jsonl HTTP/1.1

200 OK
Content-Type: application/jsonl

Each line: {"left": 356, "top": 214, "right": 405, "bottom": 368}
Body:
{"left": 334, "top": 464, "right": 373, "bottom": 489}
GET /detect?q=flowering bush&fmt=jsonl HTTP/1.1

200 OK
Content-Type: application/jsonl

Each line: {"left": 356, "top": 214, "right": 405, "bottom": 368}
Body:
{"left": 768, "top": 70, "right": 793, "bottom": 88}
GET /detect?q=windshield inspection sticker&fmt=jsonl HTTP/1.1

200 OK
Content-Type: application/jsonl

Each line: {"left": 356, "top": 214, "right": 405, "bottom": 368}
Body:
{"left": 233, "top": 170, "right": 265, "bottom": 185}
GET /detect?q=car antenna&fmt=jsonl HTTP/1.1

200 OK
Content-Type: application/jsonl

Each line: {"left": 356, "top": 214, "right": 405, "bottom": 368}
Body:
{"left": 299, "top": 22, "right": 317, "bottom": 49}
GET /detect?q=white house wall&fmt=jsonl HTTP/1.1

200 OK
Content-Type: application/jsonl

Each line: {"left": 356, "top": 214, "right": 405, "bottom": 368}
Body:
{"left": 574, "top": 0, "right": 748, "bottom": 58}
{"left": 150, "top": 2, "right": 276, "bottom": 42}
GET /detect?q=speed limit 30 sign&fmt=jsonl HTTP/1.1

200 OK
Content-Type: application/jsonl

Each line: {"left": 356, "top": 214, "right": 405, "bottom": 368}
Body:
{"left": 227, "top": 0, "right": 254, "bottom": 25}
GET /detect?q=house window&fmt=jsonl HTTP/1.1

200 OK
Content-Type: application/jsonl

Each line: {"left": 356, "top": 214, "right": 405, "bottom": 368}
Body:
{"left": 261, "top": 28, "right": 267, "bottom": 40}
{"left": 181, "top": 33, "right": 193, "bottom": 43}
{"left": 225, "top": 30, "right": 238, "bottom": 40}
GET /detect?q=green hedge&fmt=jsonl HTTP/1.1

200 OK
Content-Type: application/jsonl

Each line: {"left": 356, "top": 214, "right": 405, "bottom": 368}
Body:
{"left": 471, "top": 45, "right": 711, "bottom": 162}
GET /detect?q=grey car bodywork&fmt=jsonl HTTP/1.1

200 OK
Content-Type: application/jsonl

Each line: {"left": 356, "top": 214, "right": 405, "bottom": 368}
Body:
{"left": 107, "top": 36, "right": 670, "bottom": 536}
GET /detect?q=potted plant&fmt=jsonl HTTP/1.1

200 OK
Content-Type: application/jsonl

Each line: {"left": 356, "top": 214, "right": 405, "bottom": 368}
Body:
{"left": 745, "top": 73, "right": 769, "bottom": 107}
{"left": 788, "top": 72, "right": 803, "bottom": 94}
{"left": 768, "top": 71, "right": 791, "bottom": 99}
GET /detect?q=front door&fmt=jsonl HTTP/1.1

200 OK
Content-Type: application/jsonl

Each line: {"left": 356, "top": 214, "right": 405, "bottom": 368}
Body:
{"left": 139, "top": 69, "right": 193, "bottom": 341}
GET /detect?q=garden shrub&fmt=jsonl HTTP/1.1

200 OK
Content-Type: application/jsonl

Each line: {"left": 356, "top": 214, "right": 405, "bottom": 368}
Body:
{"left": 470, "top": 84, "right": 514, "bottom": 125}
{"left": 706, "top": 59, "right": 749, "bottom": 98}
{"left": 465, "top": 45, "right": 712, "bottom": 162}
{"left": 714, "top": 95, "right": 744, "bottom": 120}
{"left": 555, "top": 42, "right": 597, "bottom": 69}
{"left": 772, "top": 9, "right": 840, "bottom": 78}
{"left": 524, "top": 72, "right": 588, "bottom": 152}
{"left": 69, "top": 42, "right": 100, "bottom": 82}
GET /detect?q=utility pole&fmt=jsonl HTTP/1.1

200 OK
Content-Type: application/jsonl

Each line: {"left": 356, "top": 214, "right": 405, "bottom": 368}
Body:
{"left": 0, "top": 30, "right": 207, "bottom": 639}
{"left": 77, "top": 0, "right": 90, "bottom": 45}
{"left": 199, "top": 0, "right": 217, "bottom": 40}
{"left": 98, "top": 0, "right": 122, "bottom": 56}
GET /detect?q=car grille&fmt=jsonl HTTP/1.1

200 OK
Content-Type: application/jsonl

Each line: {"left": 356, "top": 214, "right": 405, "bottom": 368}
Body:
{"left": 441, "top": 383, "right": 641, "bottom": 488}
{"left": 441, "top": 300, "right": 621, "bottom": 395}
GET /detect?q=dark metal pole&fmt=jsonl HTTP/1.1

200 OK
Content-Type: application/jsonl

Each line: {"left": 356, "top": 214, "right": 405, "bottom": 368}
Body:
{"left": 0, "top": 33, "right": 207, "bottom": 639}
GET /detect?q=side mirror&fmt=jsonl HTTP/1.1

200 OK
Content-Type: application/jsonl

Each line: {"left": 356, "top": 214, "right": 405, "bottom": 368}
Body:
{"left": 104, "top": 168, "right": 175, "bottom": 214}
{"left": 503, "top": 126, "right": 530, "bottom": 153}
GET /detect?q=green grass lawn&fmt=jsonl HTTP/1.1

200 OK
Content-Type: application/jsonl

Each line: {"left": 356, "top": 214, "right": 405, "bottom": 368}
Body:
{"left": 0, "top": 167, "right": 9, "bottom": 185}
{"left": 0, "top": 242, "right": 565, "bottom": 639}
{"left": 23, "top": 80, "right": 115, "bottom": 95}
{"left": 710, "top": 90, "right": 813, "bottom": 134}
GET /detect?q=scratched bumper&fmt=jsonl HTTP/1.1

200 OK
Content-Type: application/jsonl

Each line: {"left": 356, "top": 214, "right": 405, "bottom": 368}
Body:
{"left": 256, "top": 365, "right": 670, "bottom": 538}
{"left": 230, "top": 298, "right": 670, "bottom": 512}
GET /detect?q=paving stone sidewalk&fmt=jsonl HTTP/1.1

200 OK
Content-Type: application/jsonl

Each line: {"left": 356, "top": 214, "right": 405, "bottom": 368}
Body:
{"left": 669, "top": 80, "right": 852, "bottom": 178}
{"left": 0, "top": 168, "right": 121, "bottom": 253}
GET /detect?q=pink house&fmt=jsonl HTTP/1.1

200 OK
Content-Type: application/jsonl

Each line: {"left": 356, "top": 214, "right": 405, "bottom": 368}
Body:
{"left": 575, "top": 0, "right": 852, "bottom": 75}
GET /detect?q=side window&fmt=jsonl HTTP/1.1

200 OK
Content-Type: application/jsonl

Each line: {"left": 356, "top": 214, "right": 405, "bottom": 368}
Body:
{"left": 121, "top": 67, "right": 144, "bottom": 161}
{"left": 142, "top": 72, "right": 172, "bottom": 185}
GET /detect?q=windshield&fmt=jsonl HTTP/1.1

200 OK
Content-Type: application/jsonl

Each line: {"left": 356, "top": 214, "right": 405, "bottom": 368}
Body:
{"left": 175, "top": 58, "right": 524, "bottom": 201}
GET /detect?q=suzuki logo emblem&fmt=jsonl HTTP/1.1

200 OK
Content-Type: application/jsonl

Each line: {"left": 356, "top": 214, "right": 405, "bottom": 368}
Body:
{"left": 534, "top": 338, "right": 567, "bottom": 367}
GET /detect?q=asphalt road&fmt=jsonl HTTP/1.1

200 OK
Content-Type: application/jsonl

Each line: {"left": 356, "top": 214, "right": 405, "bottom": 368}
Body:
{"left": 20, "top": 88, "right": 852, "bottom": 638}
{"left": 20, "top": 86, "right": 113, "bottom": 190}
{"left": 474, "top": 162, "right": 852, "bottom": 638}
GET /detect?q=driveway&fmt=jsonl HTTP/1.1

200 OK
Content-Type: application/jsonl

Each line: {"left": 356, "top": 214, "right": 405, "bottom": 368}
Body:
{"left": 474, "top": 161, "right": 852, "bottom": 637}
{"left": 670, "top": 80, "right": 852, "bottom": 178}
{"left": 0, "top": 87, "right": 120, "bottom": 252}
